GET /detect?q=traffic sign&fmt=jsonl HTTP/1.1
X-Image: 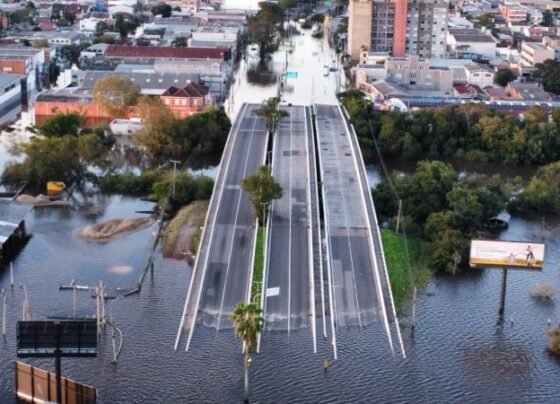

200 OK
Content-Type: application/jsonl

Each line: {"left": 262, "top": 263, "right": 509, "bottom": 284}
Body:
{"left": 284, "top": 71, "right": 298, "bottom": 79}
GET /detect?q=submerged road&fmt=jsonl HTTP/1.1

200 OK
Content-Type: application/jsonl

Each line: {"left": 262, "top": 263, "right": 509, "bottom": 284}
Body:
{"left": 176, "top": 103, "right": 268, "bottom": 351}
{"left": 315, "top": 104, "right": 397, "bottom": 357}
{"left": 262, "top": 106, "right": 316, "bottom": 344}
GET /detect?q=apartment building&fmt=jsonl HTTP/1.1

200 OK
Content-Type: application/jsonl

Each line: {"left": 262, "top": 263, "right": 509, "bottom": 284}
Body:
{"left": 499, "top": 3, "right": 527, "bottom": 24}
{"left": 520, "top": 41, "right": 554, "bottom": 66}
{"left": 348, "top": 0, "right": 448, "bottom": 61}
{"left": 405, "top": 0, "right": 448, "bottom": 58}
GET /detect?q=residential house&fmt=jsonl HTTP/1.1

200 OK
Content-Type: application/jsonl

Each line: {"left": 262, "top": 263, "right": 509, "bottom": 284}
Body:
{"left": 160, "top": 82, "right": 213, "bottom": 119}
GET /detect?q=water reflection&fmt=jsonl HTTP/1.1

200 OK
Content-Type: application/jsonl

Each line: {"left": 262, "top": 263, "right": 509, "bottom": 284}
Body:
{"left": 246, "top": 60, "right": 279, "bottom": 86}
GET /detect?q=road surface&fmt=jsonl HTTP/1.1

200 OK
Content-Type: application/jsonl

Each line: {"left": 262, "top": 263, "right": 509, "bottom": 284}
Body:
{"left": 176, "top": 103, "right": 268, "bottom": 351}
{"left": 314, "top": 104, "right": 382, "bottom": 328}
{"left": 263, "top": 106, "right": 315, "bottom": 337}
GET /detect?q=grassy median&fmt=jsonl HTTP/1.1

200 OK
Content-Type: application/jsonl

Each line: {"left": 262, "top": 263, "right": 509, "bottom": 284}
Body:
{"left": 380, "top": 228, "right": 431, "bottom": 312}
{"left": 251, "top": 227, "right": 265, "bottom": 304}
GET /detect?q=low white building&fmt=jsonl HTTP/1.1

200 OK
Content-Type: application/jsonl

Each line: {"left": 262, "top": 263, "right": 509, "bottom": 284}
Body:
{"left": 110, "top": 118, "right": 143, "bottom": 136}
{"left": 447, "top": 28, "right": 498, "bottom": 59}
{"left": 448, "top": 15, "right": 475, "bottom": 29}
{"left": 464, "top": 62, "right": 495, "bottom": 87}
{"left": 80, "top": 43, "right": 109, "bottom": 59}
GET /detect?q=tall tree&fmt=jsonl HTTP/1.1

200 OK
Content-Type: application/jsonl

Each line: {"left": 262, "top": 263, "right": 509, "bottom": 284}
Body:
{"left": 252, "top": 97, "right": 288, "bottom": 132}
{"left": 151, "top": 3, "right": 172, "bottom": 17}
{"left": 92, "top": 75, "right": 140, "bottom": 118}
{"left": 247, "top": 3, "right": 283, "bottom": 60}
{"left": 133, "top": 96, "right": 175, "bottom": 156}
{"left": 494, "top": 69, "right": 515, "bottom": 87}
{"left": 532, "top": 59, "right": 560, "bottom": 95}
{"left": 241, "top": 165, "right": 283, "bottom": 223}
{"left": 34, "top": 112, "right": 85, "bottom": 137}
{"left": 542, "top": 10, "right": 554, "bottom": 27}
{"left": 231, "top": 303, "right": 263, "bottom": 404}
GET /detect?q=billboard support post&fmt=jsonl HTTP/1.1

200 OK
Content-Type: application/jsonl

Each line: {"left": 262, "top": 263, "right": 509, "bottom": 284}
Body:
{"left": 498, "top": 268, "right": 508, "bottom": 324}
{"left": 55, "top": 348, "right": 62, "bottom": 404}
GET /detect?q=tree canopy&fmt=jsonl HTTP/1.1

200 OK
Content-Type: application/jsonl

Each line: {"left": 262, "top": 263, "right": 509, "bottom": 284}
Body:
{"left": 92, "top": 76, "right": 140, "bottom": 118}
{"left": 494, "top": 68, "right": 515, "bottom": 87}
{"left": 247, "top": 3, "right": 284, "bottom": 60}
{"left": 152, "top": 3, "right": 172, "bottom": 17}
{"left": 532, "top": 59, "right": 560, "bottom": 95}
{"left": 373, "top": 161, "right": 507, "bottom": 273}
{"left": 241, "top": 165, "right": 283, "bottom": 223}
{"left": 133, "top": 103, "right": 231, "bottom": 159}
{"left": 253, "top": 97, "right": 288, "bottom": 132}
{"left": 338, "top": 90, "right": 560, "bottom": 165}
{"left": 34, "top": 112, "right": 85, "bottom": 137}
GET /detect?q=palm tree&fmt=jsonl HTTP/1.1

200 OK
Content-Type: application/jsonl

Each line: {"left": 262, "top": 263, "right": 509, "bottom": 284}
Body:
{"left": 252, "top": 97, "right": 288, "bottom": 133}
{"left": 231, "top": 302, "right": 263, "bottom": 403}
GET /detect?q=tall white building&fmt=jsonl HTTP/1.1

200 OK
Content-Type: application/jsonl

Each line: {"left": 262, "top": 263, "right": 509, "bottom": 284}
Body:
{"left": 405, "top": 0, "right": 449, "bottom": 58}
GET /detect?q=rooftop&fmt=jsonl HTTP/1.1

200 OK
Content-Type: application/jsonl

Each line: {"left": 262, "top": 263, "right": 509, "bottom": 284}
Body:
{"left": 81, "top": 71, "right": 200, "bottom": 93}
{"left": 105, "top": 45, "right": 227, "bottom": 60}
{"left": 448, "top": 28, "right": 497, "bottom": 43}
{"left": 161, "top": 82, "right": 210, "bottom": 97}
{"left": 0, "top": 73, "right": 22, "bottom": 88}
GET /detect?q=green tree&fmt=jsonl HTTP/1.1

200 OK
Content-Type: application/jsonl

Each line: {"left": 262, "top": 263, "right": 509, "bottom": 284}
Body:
{"left": 230, "top": 302, "right": 263, "bottom": 404}
{"left": 2, "top": 133, "right": 109, "bottom": 187}
{"left": 542, "top": 10, "right": 554, "bottom": 27}
{"left": 59, "top": 44, "right": 84, "bottom": 66}
{"left": 93, "top": 34, "right": 115, "bottom": 44}
{"left": 151, "top": 172, "right": 213, "bottom": 208}
{"left": 247, "top": 4, "right": 283, "bottom": 60}
{"left": 396, "top": 161, "right": 457, "bottom": 223}
{"left": 152, "top": 3, "right": 172, "bottom": 17}
{"left": 521, "top": 161, "right": 560, "bottom": 213}
{"left": 33, "top": 39, "right": 49, "bottom": 48}
{"left": 133, "top": 96, "right": 175, "bottom": 156}
{"left": 241, "top": 165, "right": 283, "bottom": 224}
{"left": 494, "top": 68, "right": 515, "bottom": 87}
{"left": 474, "top": 13, "right": 494, "bottom": 29}
{"left": 34, "top": 112, "right": 85, "bottom": 137}
{"left": 63, "top": 11, "right": 76, "bottom": 25}
{"left": 172, "top": 36, "right": 187, "bottom": 47}
{"left": 95, "top": 21, "right": 107, "bottom": 36}
{"left": 115, "top": 15, "right": 137, "bottom": 40}
{"left": 171, "top": 108, "right": 231, "bottom": 156}
{"left": 532, "top": 59, "right": 560, "bottom": 95}
{"left": 92, "top": 75, "right": 140, "bottom": 118}
{"left": 252, "top": 97, "right": 288, "bottom": 132}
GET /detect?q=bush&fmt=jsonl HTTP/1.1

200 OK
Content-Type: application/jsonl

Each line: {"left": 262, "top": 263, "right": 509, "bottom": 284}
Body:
{"left": 530, "top": 283, "right": 556, "bottom": 299}
{"left": 547, "top": 327, "right": 560, "bottom": 356}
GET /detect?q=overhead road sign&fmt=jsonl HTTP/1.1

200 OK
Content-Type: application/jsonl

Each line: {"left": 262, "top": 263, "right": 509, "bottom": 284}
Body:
{"left": 284, "top": 71, "right": 298, "bottom": 79}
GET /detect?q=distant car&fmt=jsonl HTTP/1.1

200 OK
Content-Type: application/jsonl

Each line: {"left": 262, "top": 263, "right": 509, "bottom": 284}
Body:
{"left": 329, "top": 67, "right": 337, "bottom": 72}
{"left": 323, "top": 67, "right": 329, "bottom": 77}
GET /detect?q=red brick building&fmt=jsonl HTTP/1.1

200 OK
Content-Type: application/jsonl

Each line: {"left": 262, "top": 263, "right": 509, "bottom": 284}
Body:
{"left": 160, "top": 83, "right": 213, "bottom": 119}
{"left": 34, "top": 92, "right": 113, "bottom": 126}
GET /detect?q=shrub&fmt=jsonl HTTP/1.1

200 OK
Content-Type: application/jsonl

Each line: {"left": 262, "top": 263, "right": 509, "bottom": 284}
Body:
{"left": 547, "top": 327, "right": 560, "bottom": 355}
{"left": 530, "top": 283, "right": 556, "bottom": 299}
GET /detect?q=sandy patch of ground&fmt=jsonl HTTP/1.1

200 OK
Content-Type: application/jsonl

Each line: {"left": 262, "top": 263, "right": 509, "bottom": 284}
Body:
{"left": 17, "top": 194, "right": 69, "bottom": 207}
{"left": 77, "top": 217, "right": 154, "bottom": 242}
{"left": 163, "top": 200, "right": 209, "bottom": 262}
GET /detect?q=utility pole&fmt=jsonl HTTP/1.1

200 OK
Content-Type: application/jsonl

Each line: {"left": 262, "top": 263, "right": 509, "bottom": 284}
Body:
{"left": 2, "top": 289, "right": 6, "bottom": 338}
{"left": 170, "top": 160, "right": 181, "bottom": 199}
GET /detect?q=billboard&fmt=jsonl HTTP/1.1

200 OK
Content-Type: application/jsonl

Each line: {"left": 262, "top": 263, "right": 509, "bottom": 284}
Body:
{"left": 17, "top": 320, "right": 97, "bottom": 358}
{"left": 469, "top": 240, "right": 545, "bottom": 269}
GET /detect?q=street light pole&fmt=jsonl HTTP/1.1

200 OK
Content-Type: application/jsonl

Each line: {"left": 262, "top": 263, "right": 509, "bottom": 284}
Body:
{"left": 170, "top": 160, "right": 181, "bottom": 199}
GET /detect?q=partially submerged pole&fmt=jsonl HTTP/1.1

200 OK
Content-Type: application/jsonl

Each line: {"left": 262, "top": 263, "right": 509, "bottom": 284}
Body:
{"left": 10, "top": 262, "right": 14, "bottom": 289}
{"left": 1, "top": 289, "right": 6, "bottom": 338}
{"left": 498, "top": 268, "right": 508, "bottom": 325}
